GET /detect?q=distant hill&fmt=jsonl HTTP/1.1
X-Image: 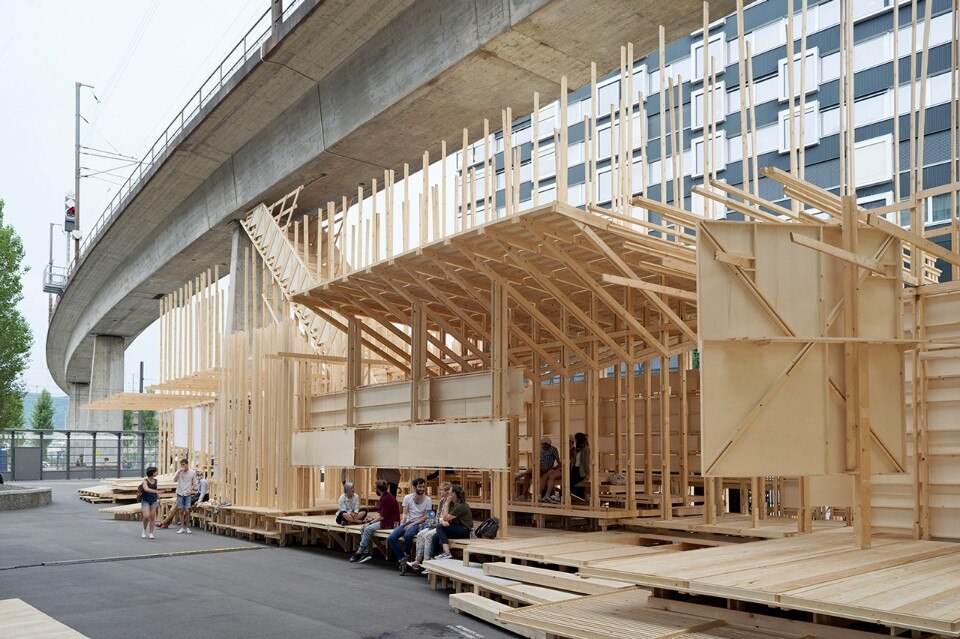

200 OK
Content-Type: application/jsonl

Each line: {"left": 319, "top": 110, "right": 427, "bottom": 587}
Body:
{"left": 21, "top": 392, "right": 69, "bottom": 430}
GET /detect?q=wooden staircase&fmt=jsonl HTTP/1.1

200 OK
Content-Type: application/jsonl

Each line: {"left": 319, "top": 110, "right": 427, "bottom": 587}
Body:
{"left": 240, "top": 200, "right": 346, "bottom": 360}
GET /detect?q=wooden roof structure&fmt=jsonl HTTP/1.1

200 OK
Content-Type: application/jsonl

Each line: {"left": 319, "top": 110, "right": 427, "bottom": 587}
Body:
{"left": 81, "top": 392, "right": 215, "bottom": 412}
{"left": 292, "top": 201, "right": 699, "bottom": 382}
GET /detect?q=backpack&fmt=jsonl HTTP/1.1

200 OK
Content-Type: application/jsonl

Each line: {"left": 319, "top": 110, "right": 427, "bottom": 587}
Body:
{"left": 475, "top": 517, "right": 500, "bottom": 539}
{"left": 136, "top": 484, "right": 144, "bottom": 501}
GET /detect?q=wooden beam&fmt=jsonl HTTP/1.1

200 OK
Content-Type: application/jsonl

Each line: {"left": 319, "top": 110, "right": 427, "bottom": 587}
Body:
{"left": 789, "top": 232, "right": 887, "bottom": 275}
{"left": 600, "top": 274, "right": 697, "bottom": 302}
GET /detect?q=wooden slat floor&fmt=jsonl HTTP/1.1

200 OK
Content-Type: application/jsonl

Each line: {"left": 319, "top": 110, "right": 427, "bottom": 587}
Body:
{"left": 623, "top": 514, "right": 846, "bottom": 539}
{"left": 579, "top": 528, "right": 960, "bottom": 635}
{"left": 464, "top": 531, "right": 680, "bottom": 567}
{"left": 0, "top": 599, "right": 88, "bottom": 639}
{"left": 498, "top": 588, "right": 791, "bottom": 639}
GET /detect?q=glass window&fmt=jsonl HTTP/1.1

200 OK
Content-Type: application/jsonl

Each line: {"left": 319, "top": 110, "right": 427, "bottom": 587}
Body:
{"left": 568, "top": 141, "right": 584, "bottom": 166}
{"left": 691, "top": 83, "right": 726, "bottom": 130}
{"left": 853, "top": 135, "right": 893, "bottom": 188}
{"left": 598, "top": 169, "right": 612, "bottom": 203}
{"left": 691, "top": 33, "right": 726, "bottom": 79}
{"left": 514, "top": 126, "right": 532, "bottom": 146}
{"left": 568, "top": 183, "right": 586, "bottom": 207}
{"left": 928, "top": 194, "right": 954, "bottom": 224}
{"left": 778, "top": 102, "right": 820, "bottom": 152}
{"left": 540, "top": 145, "right": 556, "bottom": 177}
{"left": 598, "top": 79, "right": 620, "bottom": 112}
{"left": 779, "top": 48, "right": 820, "bottom": 100}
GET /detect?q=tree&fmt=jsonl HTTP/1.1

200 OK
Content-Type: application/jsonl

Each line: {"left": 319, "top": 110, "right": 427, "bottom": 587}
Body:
{"left": 122, "top": 409, "right": 158, "bottom": 430}
{"left": 30, "top": 389, "right": 55, "bottom": 430}
{"left": 0, "top": 200, "right": 32, "bottom": 431}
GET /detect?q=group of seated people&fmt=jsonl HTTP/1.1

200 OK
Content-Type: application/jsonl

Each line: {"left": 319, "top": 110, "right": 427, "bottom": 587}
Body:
{"left": 517, "top": 433, "right": 590, "bottom": 503}
{"left": 336, "top": 478, "right": 472, "bottom": 574}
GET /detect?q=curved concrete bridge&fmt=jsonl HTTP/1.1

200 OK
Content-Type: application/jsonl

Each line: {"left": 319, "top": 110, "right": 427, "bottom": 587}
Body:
{"left": 48, "top": 0, "right": 734, "bottom": 428}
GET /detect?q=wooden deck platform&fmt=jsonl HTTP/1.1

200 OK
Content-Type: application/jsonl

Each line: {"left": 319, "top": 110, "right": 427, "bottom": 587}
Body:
{"left": 0, "top": 599, "right": 88, "bottom": 638}
{"left": 622, "top": 514, "right": 847, "bottom": 539}
{"left": 579, "top": 528, "right": 960, "bottom": 636}
{"left": 498, "top": 588, "right": 794, "bottom": 639}
{"left": 463, "top": 531, "right": 684, "bottom": 567}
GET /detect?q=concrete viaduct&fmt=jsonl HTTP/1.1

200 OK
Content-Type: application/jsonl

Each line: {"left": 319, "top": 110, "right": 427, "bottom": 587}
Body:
{"left": 47, "top": 0, "right": 735, "bottom": 428}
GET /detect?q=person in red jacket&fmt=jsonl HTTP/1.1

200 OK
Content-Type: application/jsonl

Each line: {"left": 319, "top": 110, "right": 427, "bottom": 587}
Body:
{"left": 350, "top": 479, "right": 400, "bottom": 563}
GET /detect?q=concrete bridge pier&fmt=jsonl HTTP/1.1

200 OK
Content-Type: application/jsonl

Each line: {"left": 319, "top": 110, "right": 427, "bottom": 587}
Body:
{"left": 84, "top": 335, "right": 124, "bottom": 431}
{"left": 66, "top": 382, "right": 89, "bottom": 431}
{"left": 225, "top": 224, "right": 267, "bottom": 336}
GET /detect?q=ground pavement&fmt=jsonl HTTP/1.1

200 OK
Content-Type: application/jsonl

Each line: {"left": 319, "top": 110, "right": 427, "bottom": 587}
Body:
{"left": 0, "top": 480, "right": 512, "bottom": 639}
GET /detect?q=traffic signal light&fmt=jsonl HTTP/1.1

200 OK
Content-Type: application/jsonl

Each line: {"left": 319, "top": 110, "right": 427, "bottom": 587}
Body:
{"left": 65, "top": 195, "right": 76, "bottom": 232}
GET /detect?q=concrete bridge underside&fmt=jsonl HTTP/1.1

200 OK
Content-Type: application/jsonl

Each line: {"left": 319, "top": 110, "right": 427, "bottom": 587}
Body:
{"left": 48, "top": 0, "right": 736, "bottom": 427}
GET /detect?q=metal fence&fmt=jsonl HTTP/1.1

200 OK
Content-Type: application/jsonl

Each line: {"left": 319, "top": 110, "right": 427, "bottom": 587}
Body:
{"left": 0, "top": 429, "right": 159, "bottom": 481}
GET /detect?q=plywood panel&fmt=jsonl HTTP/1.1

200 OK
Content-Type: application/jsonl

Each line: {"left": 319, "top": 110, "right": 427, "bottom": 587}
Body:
{"left": 292, "top": 429, "right": 355, "bottom": 467}
{"left": 356, "top": 428, "right": 399, "bottom": 467}
{"left": 699, "top": 221, "right": 904, "bottom": 478}
{"left": 399, "top": 419, "right": 509, "bottom": 469}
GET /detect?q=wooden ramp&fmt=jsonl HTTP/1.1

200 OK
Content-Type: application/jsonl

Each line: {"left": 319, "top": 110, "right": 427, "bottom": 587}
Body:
{"left": 0, "top": 599, "right": 88, "bottom": 638}
{"left": 580, "top": 528, "right": 960, "bottom": 636}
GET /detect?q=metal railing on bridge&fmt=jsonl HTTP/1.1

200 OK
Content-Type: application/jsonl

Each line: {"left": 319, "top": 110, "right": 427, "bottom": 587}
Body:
{"left": 66, "top": 0, "right": 309, "bottom": 284}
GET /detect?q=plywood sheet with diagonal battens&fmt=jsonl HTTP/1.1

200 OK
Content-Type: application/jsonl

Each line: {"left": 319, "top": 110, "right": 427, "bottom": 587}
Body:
{"left": 698, "top": 221, "right": 904, "bottom": 477}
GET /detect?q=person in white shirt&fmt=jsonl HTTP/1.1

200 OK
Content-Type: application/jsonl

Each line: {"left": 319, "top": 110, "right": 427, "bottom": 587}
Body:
{"left": 191, "top": 473, "right": 210, "bottom": 505}
{"left": 387, "top": 477, "right": 432, "bottom": 569}
{"left": 173, "top": 458, "right": 198, "bottom": 534}
{"left": 336, "top": 482, "right": 367, "bottom": 524}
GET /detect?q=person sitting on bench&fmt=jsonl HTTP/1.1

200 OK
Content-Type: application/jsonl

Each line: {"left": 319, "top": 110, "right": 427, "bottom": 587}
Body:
{"left": 517, "top": 436, "right": 561, "bottom": 501}
{"left": 430, "top": 484, "right": 472, "bottom": 560}
{"left": 404, "top": 482, "right": 450, "bottom": 574}
{"left": 350, "top": 479, "right": 399, "bottom": 564}
{"left": 336, "top": 482, "right": 367, "bottom": 525}
{"left": 388, "top": 477, "right": 432, "bottom": 570}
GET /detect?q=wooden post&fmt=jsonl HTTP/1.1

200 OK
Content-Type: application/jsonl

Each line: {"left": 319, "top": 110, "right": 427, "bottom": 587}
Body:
{"left": 490, "top": 278, "right": 510, "bottom": 535}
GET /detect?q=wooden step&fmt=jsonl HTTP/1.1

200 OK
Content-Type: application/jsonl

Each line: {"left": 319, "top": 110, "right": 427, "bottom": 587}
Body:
{"left": 483, "top": 562, "right": 629, "bottom": 595}
{"left": 449, "top": 593, "right": 547, "bottom": 639}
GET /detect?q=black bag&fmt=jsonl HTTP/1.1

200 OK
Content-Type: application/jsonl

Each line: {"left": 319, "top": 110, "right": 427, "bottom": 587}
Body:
{"left": 475, "top": 517, "right": 500, "bottom": 539}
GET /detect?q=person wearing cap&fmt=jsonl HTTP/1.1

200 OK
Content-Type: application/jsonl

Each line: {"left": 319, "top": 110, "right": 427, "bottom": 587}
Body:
{"left": 516, "top": 435, "right": 561, "bottom": 501}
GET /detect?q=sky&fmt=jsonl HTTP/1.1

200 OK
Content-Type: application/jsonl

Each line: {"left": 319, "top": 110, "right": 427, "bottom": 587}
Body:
{"left": 0, "top": 0, "right": 271, "bottom": 396}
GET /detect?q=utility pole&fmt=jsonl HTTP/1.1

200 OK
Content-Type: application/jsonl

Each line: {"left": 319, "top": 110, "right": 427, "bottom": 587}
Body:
{"left": 74, "top": 82, "right": 94, "bottom": 263}
{"left": 137, "top": 361, "right": 144, "bottom": 429}
{"left": 74, "top": 81, "right": 81, "bottom": 261}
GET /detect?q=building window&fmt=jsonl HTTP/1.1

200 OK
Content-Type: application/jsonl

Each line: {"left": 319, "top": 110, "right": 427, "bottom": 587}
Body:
{"left": 927, "top": 194, "right": 955, "bottom": 225}
{"left": 778, "top": 101, "right": 820, "bottom": 153}
{"left": 598, "top": 78, "right": 620, "bottom": 112}
{"left": 779, "top": 48, "right": 819, "bottom": 101}
{"left": 691, "top": 82, "right": 726, "bottom": 130}
{"left": 691, "top": 33, "right": 727, "bottom": 79}
{"left": 693, "top": 131, "right": 727, "bottom": 177}
{"left": 853, "top": 135, "right": 893, "bottom": 188}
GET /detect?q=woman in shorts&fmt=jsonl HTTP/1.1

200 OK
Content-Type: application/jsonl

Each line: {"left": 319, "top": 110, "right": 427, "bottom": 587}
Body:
{"left": 140, "top": 466, "right": 159, "bottom": 539}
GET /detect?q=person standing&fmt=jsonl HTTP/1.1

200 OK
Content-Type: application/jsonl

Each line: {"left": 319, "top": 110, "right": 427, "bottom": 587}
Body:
{"left": 387, "top": 477, "right": 432, "bottom": 569}
{"left": 350, "top": 480, "right": 399, "bottom": 563}
{"left": 570, "top": 432, "right": 590, "bottom": 501}
{"left": 140, "top": 466, "right": 160, "bottom": 539}
{"left": 431, "top": 484, "right": 473, "bottom": 560}
{"left": 173, "top": 458, "right": 197, "bottom": 534}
